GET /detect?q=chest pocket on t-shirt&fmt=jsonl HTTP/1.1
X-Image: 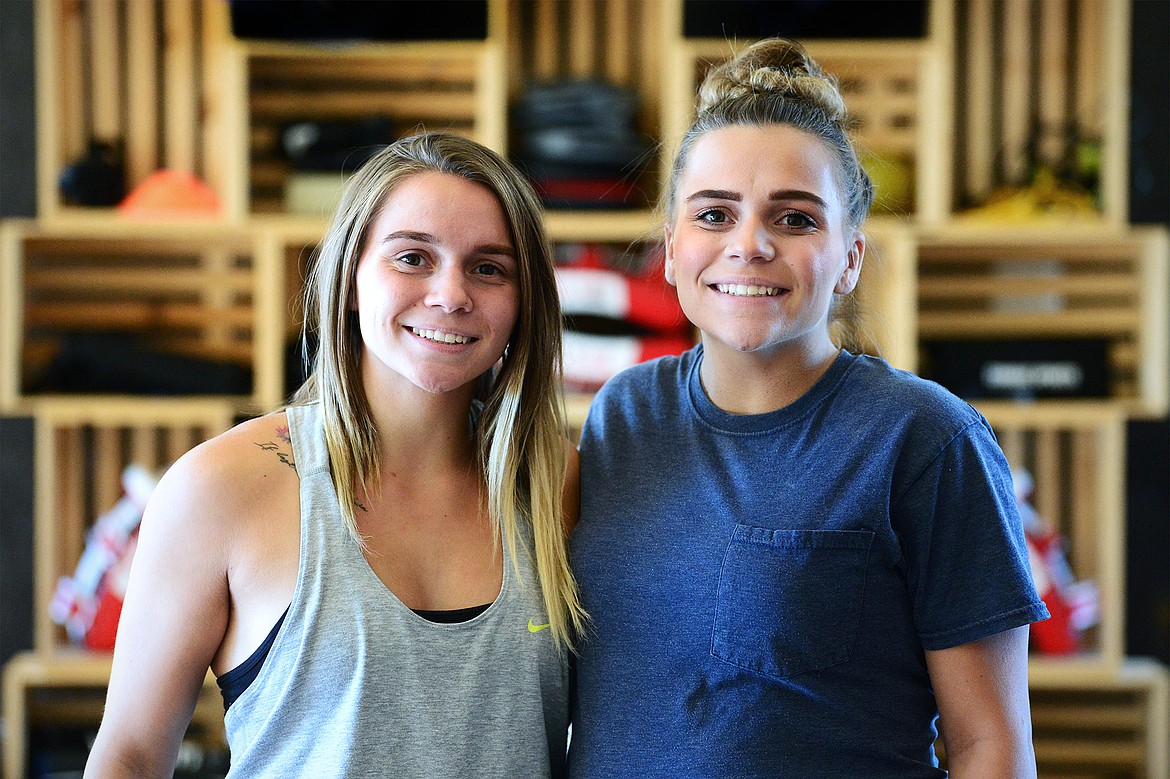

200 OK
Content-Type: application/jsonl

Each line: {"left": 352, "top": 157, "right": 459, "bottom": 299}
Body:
{"left": 712, "top": 525, "right": 874, "bottom": 681}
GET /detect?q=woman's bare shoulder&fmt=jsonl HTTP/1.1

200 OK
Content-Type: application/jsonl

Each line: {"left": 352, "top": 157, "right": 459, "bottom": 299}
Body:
{"left": 149, "top": 410, "right": 299, "bottom": 531}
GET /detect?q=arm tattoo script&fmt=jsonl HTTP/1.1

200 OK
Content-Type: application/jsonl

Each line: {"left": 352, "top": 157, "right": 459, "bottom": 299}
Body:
{"left": 255, "top": 440, "right": 296, "bottom": 471}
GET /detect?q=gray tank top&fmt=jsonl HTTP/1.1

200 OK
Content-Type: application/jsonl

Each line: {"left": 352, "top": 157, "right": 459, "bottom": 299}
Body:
{"left": 223, "top": 403, "right": 569, "bottom": 778}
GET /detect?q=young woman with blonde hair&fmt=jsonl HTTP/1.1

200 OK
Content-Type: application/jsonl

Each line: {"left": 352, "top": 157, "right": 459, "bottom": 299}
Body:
{"left": 86, "top": 132, "right": 585, "bottom": 778}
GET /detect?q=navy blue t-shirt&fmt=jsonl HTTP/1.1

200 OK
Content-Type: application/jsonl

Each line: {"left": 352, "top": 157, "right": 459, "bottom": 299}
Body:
{"left": 570, "top": 347, "right": 1048, "bottom": 778}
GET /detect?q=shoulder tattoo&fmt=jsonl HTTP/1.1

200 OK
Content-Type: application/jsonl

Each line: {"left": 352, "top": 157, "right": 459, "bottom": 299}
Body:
{"left": 255, "top": 423, "right": 296, "bottom": 471}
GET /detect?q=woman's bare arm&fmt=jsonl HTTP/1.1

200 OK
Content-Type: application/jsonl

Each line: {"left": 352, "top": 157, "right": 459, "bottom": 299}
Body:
{"left": 84, "top": 442, "right": 235, "bottom": 778}
{"left": 926, "top": 625, "right": 1036, "bottom": 779}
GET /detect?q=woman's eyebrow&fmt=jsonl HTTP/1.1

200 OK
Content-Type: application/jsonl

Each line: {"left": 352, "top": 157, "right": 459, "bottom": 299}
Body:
{"left": 686, "top": 189, "right": 740, "bottom": 202}
{"left": 769, "top": 189, "right": 828, "bottom": 209}
{"left": 380, "top": 230, "right": 436, "bottom": 245}
{"left": 475, "top": 243, "right": 516, "bottom": 258}
{"left": 380, "top": 231, "right": 514, "bottom": 258}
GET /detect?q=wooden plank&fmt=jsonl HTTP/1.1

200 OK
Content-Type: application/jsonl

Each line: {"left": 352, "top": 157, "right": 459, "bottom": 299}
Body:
{"left": 533, "top": 0, "right": 558, "bottom": 79}
{"left": 0, "top": 224, "right": 25, "bottom": 408}
{"left": 916, "top": 310, "right": 1139, "bottom": 337}
{"left": 201, "top": 248, "right": 234, "bottom": 352}
{"left": 200, "top": 0, "right": 247, "bottom": 219}
{"left": 570, "top": 0, "right": 596, "bottom": 78}
{"left": 605, "top": 0, "right": 632, "bottom": 86}
{"left": 249, "top": 53, "right": 479, "bottom": 83}
{"left": 34, "top": 1, "right": 63, "bottom": 218}
{"left": 93, "top": 425, "right": 123, "bottom": 519}
{"left": 88, "top": 0, "right": 121, "bottom": 143}
{"left": 1135, "top": 230, "right": 1169, "bottom": 415}
{"left": 1098, "top": 0, "right": 1131, "bottom": 224}
{"left": 1069, "top": 428, "right": 1099, "bottom": 580}
{"left": 163, "top": 426, "right": 190, "bottom": 465}
{"left": 638, "top": 0, "right": 663, "bottom": 137}
{"left": 32, "top": 398, "right": 237, "bottom": 428}
{"left": 26, "top": 267, "right": 253, "bottom": 294}
{"left": 1073, "top": 0, "right": 1103, "bottom": 136}
{"left": 917, "top": 274, "right": 1135, "bottom": 298}
{"left": 475, "top": 43, "right": 508, "bottom": 153}
{"left": 125, "top": 0, "right": 159, "bottom": 188}
{"left": 1032, "top": 702, "right": 1143, "bottom": 729}
{"left": 249, "top": 90, "right": 478, "bottom": 120}
{"left": 1146, "top": 664, "right": 1170, "bottom": 779}
{"left": 1032, "top": 429, "right": 1061, "bottom": 534}
{"left": 964, "top": 0, "right": 996, "bottom": 202}
{"left": 2, "top": 652, "right": 31, "bottom": 778}
{"left": 1032, "top": 739, "right": 1143, "bottom": 764}
{"left": 1000, "top": 0, "right": 1033, "bottom": 185}
{"left": 997, "top": 427, "right": 1024, "bottom": 470}
{"left": 1094, "top": 416, "right": 1126, "bottom": 665}
{"left": 163, "top": 0, "right": 198, "bottom": 172}
{"left": 56, "top": 427, "right": 87, "bottom": 643}
{"left": 856, "top": 225, "right": 917, "bottom": 372}
{"left": 60, "top": 0, "right": 87, "bottom": 163}
{"left": 33, "top": 421, "right": 62, "bottom": 650}
{"left": 131, "top": 425, "right": 157, "bottom": 468}
{"left": 26, "top": 302, "right": 255, "bottom": 329}
{"left": 1036, "top": 0, "right": 1070, "bottom": 169}
{"left": 249, "top": 232, "right": 287, "bottom": 410}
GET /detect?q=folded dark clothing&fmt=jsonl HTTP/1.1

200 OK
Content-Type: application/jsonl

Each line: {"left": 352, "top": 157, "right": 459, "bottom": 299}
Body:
{"left": 513, "top": 157, "right": 645, "bottom": 182}
{"left": 516, "top": 128, "right": 651, "bottom": 170}
{"left": 511, "top": 80, "right": 639, "bottom": 131}
{"left": 281, "top": 117, "right": 395, "bottom": 173}
{"left": 31, "top": 332, "right": 252, "bottom": 395}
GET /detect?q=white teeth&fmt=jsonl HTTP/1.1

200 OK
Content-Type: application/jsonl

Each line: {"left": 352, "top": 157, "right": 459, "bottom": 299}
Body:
{"left": 715, "top": 283, "right": 781, "bottom": 297}
{"left": 410, "top": 327, "right": 471, "bottom": 344}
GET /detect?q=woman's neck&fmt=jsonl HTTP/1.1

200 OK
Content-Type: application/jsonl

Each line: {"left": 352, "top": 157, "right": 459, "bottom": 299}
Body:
{"left": 365, "top": 376, "right": 480, "bottom": 472}
{"left": 698, "top": 336, "right": 840, "bottom": 415}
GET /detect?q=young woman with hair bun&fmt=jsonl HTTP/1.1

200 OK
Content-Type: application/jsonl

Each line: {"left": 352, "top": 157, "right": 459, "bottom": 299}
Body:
{"left": 570, "top": 39, "right": 1047, "bottom": 777}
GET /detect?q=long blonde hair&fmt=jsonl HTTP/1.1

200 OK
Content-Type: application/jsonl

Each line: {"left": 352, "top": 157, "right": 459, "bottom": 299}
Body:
{"left": 292, "top": 132, "right": 587, "bottom": 649}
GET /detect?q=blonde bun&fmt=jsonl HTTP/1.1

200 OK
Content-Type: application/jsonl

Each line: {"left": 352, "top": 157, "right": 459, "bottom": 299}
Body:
{"left": 697, "top": 39, "right": 847, "bottom": 123}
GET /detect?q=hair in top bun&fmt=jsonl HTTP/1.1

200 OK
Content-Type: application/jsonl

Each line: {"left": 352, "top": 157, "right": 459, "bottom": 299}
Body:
{"left": 666, "top": 38, "right": 873, "bottom": 231}
{"left": 695, "top": 39, "right": 848, "bottom": 122}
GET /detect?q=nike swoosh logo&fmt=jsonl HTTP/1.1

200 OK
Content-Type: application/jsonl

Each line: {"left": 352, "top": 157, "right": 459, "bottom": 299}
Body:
{"left": 528, "top": 619, "right": 551, "bottom": 633}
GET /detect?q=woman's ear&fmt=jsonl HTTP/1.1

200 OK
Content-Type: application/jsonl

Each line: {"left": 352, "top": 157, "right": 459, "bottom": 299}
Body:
{"left": 834, "top": 232, "right": 865, "bottom": 295}
{"left": 664, "top": 226, "right": 677, "bottom": 287}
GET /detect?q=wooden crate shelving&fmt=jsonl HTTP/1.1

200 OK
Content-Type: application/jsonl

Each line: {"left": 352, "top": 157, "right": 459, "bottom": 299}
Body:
{"left": 917, "top": 225, "right": 1169, "bottom": 417}
{"left": 2, "top": 650, "right": 227, "bottom": 779}
{"left": 659, "top": 0, "right": 953, "bottom": 223}
{"left": 977, "top": 403, "right": 1129, "bottom": 673}
{"left": 33, "top": 0, "right": 507, "bottom": 222}
{"left": 0, "top": 219, "right": 324, "bottom": 415}
{"left": 1028, "top": 658, "right": 1169, "bottom": 779}
{"left": 951, "top": 0, "right": 1132, "bottom": 224}
{"left": 244, "top": 38, "right": 507, "bottom": 214}
{"left": 29, "top": 399, "right": 234, "bottom": 653}
{"left": 33, "top": 0, "right": 248, "bottom": 222}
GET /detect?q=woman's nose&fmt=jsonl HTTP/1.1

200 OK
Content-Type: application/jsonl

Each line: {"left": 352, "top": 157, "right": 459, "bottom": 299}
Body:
{"left": 424, "top": 267, "right": 473, "bottom": 312}
{"left": 727, "top": 219, "right": 775, "bottom": 263}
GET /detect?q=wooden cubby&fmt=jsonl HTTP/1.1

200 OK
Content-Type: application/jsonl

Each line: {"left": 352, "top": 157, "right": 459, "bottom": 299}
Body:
{"left": 4, "top": 0, "right": 1168, "bottom": 776}
{"left": 979, "top": 404, "right": 1129, "bottom": 673}
{"left": 917, "top": 225, "right": 1169, "bottom": 417}
{"left": 1028, "top": 658, "right": 1170, "bottom": 779}
{"left": 2, "top": 399, "right": 234, "bottom": 778}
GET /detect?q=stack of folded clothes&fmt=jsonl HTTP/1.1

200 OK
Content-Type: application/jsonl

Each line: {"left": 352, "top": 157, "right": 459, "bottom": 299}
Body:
{"left": 556, "top": 243, "right": 694, "bottom": 391}
{"left": 511, "top": 80, "right": 651, "bottom": 209}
